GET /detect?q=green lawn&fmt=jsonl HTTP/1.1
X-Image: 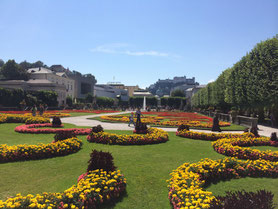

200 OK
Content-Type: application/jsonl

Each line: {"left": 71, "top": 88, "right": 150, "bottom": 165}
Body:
{"left": 0, "top": 123, "right": 277, "bottom": 208}
{"left": 64, "top": 112, "right": 97, "bottom": 117}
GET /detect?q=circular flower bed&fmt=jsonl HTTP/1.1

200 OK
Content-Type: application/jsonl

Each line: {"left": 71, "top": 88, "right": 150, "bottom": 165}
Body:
{"left": 0, "top": 137, "right": 82, "bottom": 163}
{"left": 212, "top": 136, "right": 278, "bottom": 161}
{"left": 14, "top": 123, "right": 91, "bottom": 135}
{"left": 87, "top": 127, "right": 169, "bottom": 145}
{"left": 167, "top": 157, "right": 278, "bottom": 209}
{"left": 0, "top": 114, "right": 50, "bottom": 124}
{"left": 0, "top": 169, "right": 126, "bottom": 209}
{"left": 176, "top": 129, "right": 254, "bottom": 141}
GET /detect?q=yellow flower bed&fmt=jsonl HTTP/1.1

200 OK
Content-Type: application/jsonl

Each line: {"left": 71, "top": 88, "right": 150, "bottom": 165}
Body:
{"left": 168, "top": 158, "right": 278, "bottom": 209}
{"left": 87, "top": 128, "right": 169, "bottom": 145}
{"left": 0, "top": 114, "right": 50, "bottom": 124}
{"left": 212, "top": 136, "right": 278, "bottom": 161}
{"left": 0, "top": 137, "right": 82, "bottom": 163}
{"left": 100, "top": 115, "right": 230, "bottom": 128}
{"left": 0, "top": 169, "right": 126, "bottom": 209}
{"left": 24, "top": 113, "right": 71, "bottom": 118}
{"left": 176, "top": 129, "right": 254, "bottom": 141}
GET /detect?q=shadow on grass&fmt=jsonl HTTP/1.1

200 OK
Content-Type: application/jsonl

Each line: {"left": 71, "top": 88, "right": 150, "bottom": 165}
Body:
{"left": 100, "top": 191, "right": 128, "bottom": 209}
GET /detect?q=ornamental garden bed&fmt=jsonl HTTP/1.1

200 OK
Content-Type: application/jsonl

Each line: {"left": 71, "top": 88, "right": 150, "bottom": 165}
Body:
{"left": 0, "top": 123, "right": 277, "bottom": 208}
{"left": 87, "top": 127, "right": 169, "bottom": 145}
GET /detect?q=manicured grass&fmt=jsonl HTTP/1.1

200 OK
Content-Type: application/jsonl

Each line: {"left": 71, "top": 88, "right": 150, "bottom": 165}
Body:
{"left": 0, "top": 123, "right": 277, "bottom": 208}
{"left": 65, "top": 112, "right": 96, "bottom": 117}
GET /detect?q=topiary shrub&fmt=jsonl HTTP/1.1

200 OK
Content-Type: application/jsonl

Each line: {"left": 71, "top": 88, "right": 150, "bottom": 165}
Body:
{"left": 91, "top": 125, "right": 103, "bottom": 133}
{"left": 177, "top": 124, "right": 190, "bottom": 132}
{"left": 52, "top": 116, "right": 62, "bottom": 127}
{"left": 134, "top": 122, "right": 148, "bottom": 134}
{"left": 54, "top": 130, "right": 76, "bottom": 142}
{"left": 209, "top": 190, "right": 274, "bottom": 209}
{"left": 250, "top": 126, "right": 260, "bottom": 137}
{"left": 87, "top": 150, "right": 116, "bottom": 172}
{"left": 270, "top": 132, "right": 277, "bottom": 142}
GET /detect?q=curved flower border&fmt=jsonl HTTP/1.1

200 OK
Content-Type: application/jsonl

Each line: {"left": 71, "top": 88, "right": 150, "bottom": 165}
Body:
{"left": 87, "top": 128, "right": 169, "bottom": 145}
{"left": 0, "top": 137, "right": 82, "bottom": 163}
{"left": 176, "top": 129, "right": 254, "bottom": 141}
{"left": 168, "top": 157, "right": 278, "bottom": 209}
{"left": 212, "top": 136, "right": 278, "bottom": 161}
{"left": 15, "top": 123, "right": 91, "bottom": 135}
{"left": 0, "top": 169, "right": 126, "bottom": 209}
{"left": 0, "top": 114, "right": 50, "bottom": 124}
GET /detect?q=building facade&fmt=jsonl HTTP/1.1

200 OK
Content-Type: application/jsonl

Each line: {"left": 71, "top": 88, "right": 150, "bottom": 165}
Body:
{"left": 27, "top": 67, "right": 75, "bottom": 99}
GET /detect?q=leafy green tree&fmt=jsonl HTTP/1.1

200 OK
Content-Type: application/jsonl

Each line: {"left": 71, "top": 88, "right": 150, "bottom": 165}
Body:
{"left": 66, "top": 96, "right": 73, "bottom": 107}
{"left": 85, "top": 93, "right": 94, "bottom": 103}
{"left": 0, "top": 60, "right": 29, "bottom": 80}
{"left": 171, "top": 89, "right": 185, "bottom": 97}
{"left": 0, "top": 59, "right": 4, "bottom": 68}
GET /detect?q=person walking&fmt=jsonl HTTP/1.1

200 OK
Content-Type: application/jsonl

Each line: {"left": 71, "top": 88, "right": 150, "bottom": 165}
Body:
{"left": 128, "top": 112, "right": 135, "bottom": 127}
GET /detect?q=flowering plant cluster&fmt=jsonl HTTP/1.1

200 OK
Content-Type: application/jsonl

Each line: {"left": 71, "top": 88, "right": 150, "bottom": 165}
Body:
{"left": 167, "top": 157, "right": 278, "bottom": 209}
{"left": 176, "top": 129, "right": 254, "bottom": 141}
{"left": 210, "top": 190, "right": 274, "bottom": 209}
{"left": 87, "top": 127, "right": 169, "bottom": 145}
{"left": 100, "top": 113, "right": 230, "bottom": 128}
{"left": 0, "top": 114, "right": 50, "bottom": 124}
{"left": 0, "top": 110, "right": 118, "bottom": 115}
{"left": 0, "top": 137, "right": 82, "bottom": 163}
{"left": 24, "top": 113, "right": 71, "bottom": 118}
{"left": 14, "top": 123, "right": 91, "bottom": 135}
{"left": 0, "top": 169, "right": 126, "bottom": 209}
{"left": 212, "top": 136, "right": 278, "bottom": 161}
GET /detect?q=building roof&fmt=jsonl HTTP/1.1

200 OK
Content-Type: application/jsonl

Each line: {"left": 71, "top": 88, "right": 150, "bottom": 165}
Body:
{"left": 27, "top": 67, "right": 53, "bottom": 74}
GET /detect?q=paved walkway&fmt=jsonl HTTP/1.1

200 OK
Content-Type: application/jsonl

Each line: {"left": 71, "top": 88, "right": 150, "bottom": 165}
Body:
{"left": 61, "top": 112, "right": 278, "bottom": 136}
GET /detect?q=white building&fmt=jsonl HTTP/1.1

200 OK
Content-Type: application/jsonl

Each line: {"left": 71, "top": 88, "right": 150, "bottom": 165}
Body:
{"left": 27, "top": 67, "right": 75, "bottom": 99}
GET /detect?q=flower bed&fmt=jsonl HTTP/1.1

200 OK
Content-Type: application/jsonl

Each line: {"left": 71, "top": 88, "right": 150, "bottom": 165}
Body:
{"left": 15, "top": 123, "right": 91, "bottom": 135}
{"left": 212, "top": 136, "right": 278, "bottom": 161}
{"left": 0, "top": 114, "right": 50, "bottom": 124}
{"left": 167, "top": 157, "right": 278, "bottom": 209}
{"left": 176, "top": 129, "right": 254, "bottom": 141}
{"left": 0, "top": 169, "right": 126, "bottom": 209}
{"left": 24, "top": 112, "right": 71, "bottom": 118}
{"left": 0, "top": 137, "right": 82, "bottom": 163}
{"left": 100, "top": 113, "right": 231, "bottom": 128}
{"left": 87, "top": 127, "right": 169, "bottom": 145}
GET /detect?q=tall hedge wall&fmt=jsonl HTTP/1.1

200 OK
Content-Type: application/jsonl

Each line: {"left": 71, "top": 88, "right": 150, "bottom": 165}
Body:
{"left": 192, "top": 36, "right": 278, "bottom": 116}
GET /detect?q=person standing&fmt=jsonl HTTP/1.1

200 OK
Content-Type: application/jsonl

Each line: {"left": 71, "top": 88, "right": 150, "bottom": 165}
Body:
{"left": 270, "top": 112, "right": 276, "bottom": 128}
{"left": 136, "top": 108, "right": 143, "bottom": 125}
{"left": 128, "top": 112, "right": 135, "bottom": 127}
{"left": 31, "top": 105, "right": 37, "bottom": 117}
{"left": 39, "top": 104, "right": 45, "bottom": 116}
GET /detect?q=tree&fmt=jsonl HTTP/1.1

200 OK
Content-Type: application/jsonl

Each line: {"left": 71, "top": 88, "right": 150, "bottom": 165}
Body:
{"left": 66, "top": 96, "right": 73, "bottom": 107}
{"left": 0, "top": 60, "right": 29, "bottom": 80}
{"left": 0, "top": 59, "right": 4, "bottom": 68}
{"left": 171, "top": 89, "right": 185, "bottom": 97}
{"left": 85, "top": 93, "right": 94, "bottom": 103}
{"left": 19, "top": 60, "right": 32, "bottom": 70}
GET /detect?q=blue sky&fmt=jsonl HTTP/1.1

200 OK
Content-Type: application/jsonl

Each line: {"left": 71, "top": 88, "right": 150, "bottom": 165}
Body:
{"left": 0, "top": 0, "right": 277, "bottom": 88}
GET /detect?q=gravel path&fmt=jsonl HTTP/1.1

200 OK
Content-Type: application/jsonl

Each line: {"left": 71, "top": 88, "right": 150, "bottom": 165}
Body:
{"left": 61, "top": 111, "right": 278, "bottom": 136}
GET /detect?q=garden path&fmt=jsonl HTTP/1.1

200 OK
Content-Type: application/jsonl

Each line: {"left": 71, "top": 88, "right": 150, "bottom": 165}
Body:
{"left": 61, "top": 111, "right": 278, "bottom": 137}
